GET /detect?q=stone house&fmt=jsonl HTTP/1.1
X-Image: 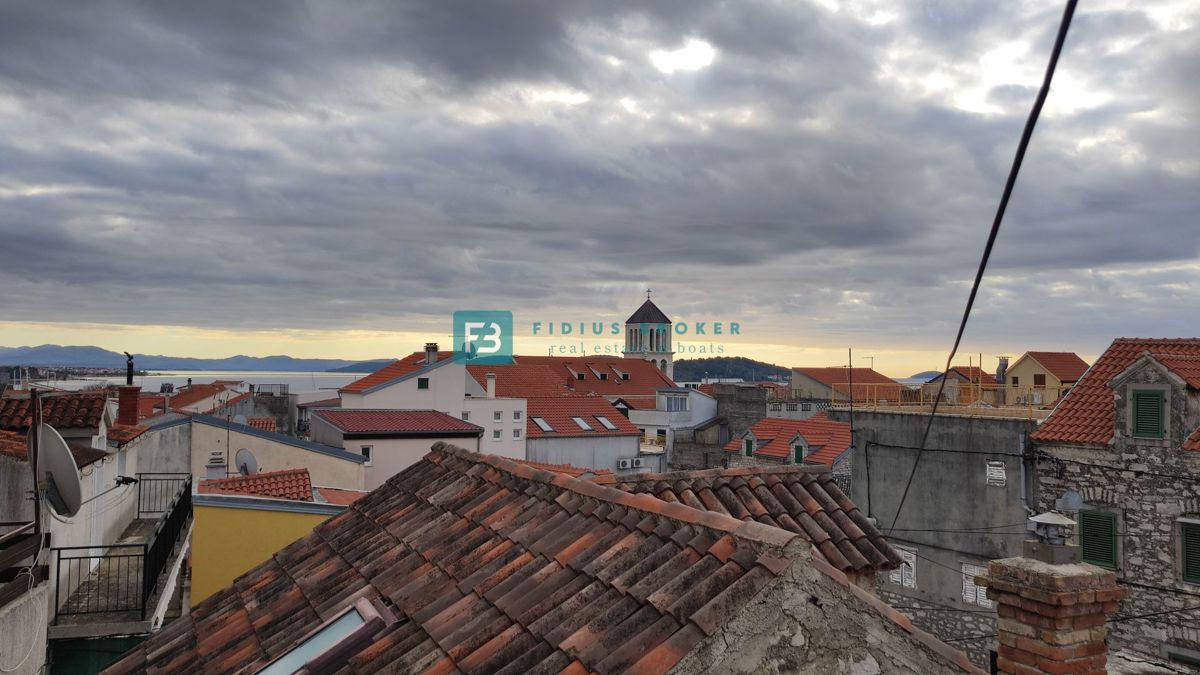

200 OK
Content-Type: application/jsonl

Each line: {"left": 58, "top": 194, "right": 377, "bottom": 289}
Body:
{"left": 1031, "top": 337, "right": 1200, "bottom": 667}
{"left": 723, "top": 413, "right": 855, "bottom": 490}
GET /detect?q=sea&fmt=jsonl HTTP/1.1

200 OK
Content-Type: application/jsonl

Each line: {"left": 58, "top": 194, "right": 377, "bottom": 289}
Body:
{"left": 28, "top": 371, "right": 368, "bottom": 397}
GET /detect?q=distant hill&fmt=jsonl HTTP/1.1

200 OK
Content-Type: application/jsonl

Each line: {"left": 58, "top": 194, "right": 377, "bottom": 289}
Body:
{"left": 325, "top": 359, "right": 396, "bottom": 373}
{"left": 673, "top": 357, "right": 790, "bottom": 383}
{"left": 0, "top": 344, "right": 388, "bottom": 372}
{"left": 909, "top": 370, "right": 941, "bottom": 381}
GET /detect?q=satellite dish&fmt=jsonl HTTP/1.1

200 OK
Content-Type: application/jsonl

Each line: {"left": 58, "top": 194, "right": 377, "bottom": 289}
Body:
{"left": 235, "top": 448, "right": 258, "bottom": 476}
{"left": 233, "top": 414, "right": 248, "bottom": 426}
{"left": 40, "top": 424, "right": 82, "bottom": 517}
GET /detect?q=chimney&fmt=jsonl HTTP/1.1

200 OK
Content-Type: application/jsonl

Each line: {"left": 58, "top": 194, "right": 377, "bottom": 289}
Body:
{"left": 187, "top": 377, "right": 193, "bottom": 388}
{"left": 486, "top": 372, "right": 496, "bottom": 399}
{"left": 978, "top": 514, "right": 1128, "bottom": 675}
{"left": 424, "top": 342, "right": 439, "bottom": 365}
{"left": 124, "top": 351, "right": 134, "bottom": 386}
{"left": 117, "top": 385, "right": 141, "bottom": 427}
{"left": 995, "top": 356, "right": 1009, "bottom": 405}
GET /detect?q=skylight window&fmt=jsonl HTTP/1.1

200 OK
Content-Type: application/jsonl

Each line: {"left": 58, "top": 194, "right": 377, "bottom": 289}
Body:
{"left": 596, "top": 416, "right": 618, "bottom": 431}
{"left": 532, "top": 417, "right": 554, "bottom": 432}
{"left": 259, "top": 597, "right": 399, "bottom": 675}
{"left": 572, "top": 416, "right": 594, "bottom": 431}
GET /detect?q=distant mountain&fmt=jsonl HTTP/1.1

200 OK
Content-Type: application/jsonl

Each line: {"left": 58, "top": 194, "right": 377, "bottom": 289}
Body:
{"left": 909, "top": 370, "right": 941, "bottom": 381}
{"left": 325, "top": 359, "right": 396, "bottom": 373}
{"left": 673, "top": 357, "right": 790, "bottom": 383}
{"left": 0, "top": 344, "right": 388, "bottom": 372}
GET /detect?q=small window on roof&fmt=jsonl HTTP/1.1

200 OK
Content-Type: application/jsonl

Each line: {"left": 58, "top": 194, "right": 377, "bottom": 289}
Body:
{"left": 259, "top": 597, "right": 399, "bottom": 675}
{"left": 576, "top": 372, "right": 586, "bottom": 380}
{"left": 532, "top": 417, "right": 554, "bottom": 432}
{"left": 621, "top": 373, "right": 629, "bottom": 380}
{"left": 599, "top": 372, "right": 608, "bottom": 380}
{"left": 572, "top": 416, "right": 594, "bottom": 431}
{"left": 596, "top": 416, "right": 618, "bottom": 431}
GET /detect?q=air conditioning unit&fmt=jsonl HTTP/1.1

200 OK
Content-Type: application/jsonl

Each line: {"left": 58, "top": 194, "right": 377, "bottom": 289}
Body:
{"left": 617, "top": 459, "right": 632, "bottom": 470}
{"left": 631, "top": 458, "right": 645, "bottom": 468}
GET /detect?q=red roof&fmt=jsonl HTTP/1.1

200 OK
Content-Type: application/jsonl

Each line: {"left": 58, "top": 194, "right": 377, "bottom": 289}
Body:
{"left": 162, "top": 383, "right": 235, "bottom": 411}
{"left": 725, "top": 412, "right": 852, "bottom": 465}
{"left": 297, "top": 397, "right": 341, "bottom": 408}
{"left": 931, "top": 366, "right": 996, "bottom": 387}
{"left": 207, "top": 391, "right": 253, "bottom": 414}
{"left": 313, "top": 409, "right": 482, "bottom": 435}
{"left": 200, "top": 468, "right": 314, "bottom": 501}
{"left": 1023, "top": 351, "right": 1090, "bottom": 382}
{"left": 1184, "top": 428, "right": 1200, "bottom": 452}
{"left": 793, "top": 367, "right": 901, "bottom": 399}
{"left": 510, "top": 458, "right": 614, "bottom": 477}
{"left": 314, "top": 486, "right": 368, "bottom": 506}
{"left": 525, "top": 397, "right": 641, "bottom": 438}
{"left": 108, "top": 424, "right": 149, "bottom": 445}
{"left": 0, "top": 391, "right": 108, "bottom": 432}
{"left": 0, "top": 429, "right": 108, "bottom": 468}
{"left": 138, "top": 394, "right": 167, "bottom": 419}
{"left": 340, "top": 351, "right": 453, "bottom": 393}
{"left": 245, "top": 417, "right": 277, "bottom": 433}
{"left": 466, "top": 363, "right": 572, "bottom": 397}
{"left": 515, "top": 355, "right": 677, "bottom": 396}
{"left": 1031, "top": 338, "right": 1200, "bottom": 445}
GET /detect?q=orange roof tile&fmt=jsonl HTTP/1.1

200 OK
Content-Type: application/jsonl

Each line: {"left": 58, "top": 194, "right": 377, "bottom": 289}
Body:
{"left": 103, "top": 444, "right": 979, "bottom": 675}
{"left": 207, "top": 390, "right": 253, "bottom": 414}
{"left": 340, "top": 351, "right": 453, "bottom": 393}
{"left": 314, "top": 409, "right": 482, "bottom": 435}
{"left": 466, "top": 363, "right": 572, "bottom": 397}
{"left": 162, "top": 383, "right": 235, "bottom": 410}
{"left": 199, "top": 468, "right": 313, "bottom": 501}
{"left": 724, "top": 412, "right": 852, "bottom": 465}
{"left": 1023, "top": 351, "right": 1089, "bottom": 382}
{"left": 245, "top": 417, "right": 277, "bottom": 433}
{"left": 0, "top": 429, "right": 107, "bottom": 468}
{"left": 1031, "top": 338, "right": 1200, "bottom": 445}
{"left": 510, "top": 458, "right": 614, "bottom": 477}
{"left": 0, "top": 391, "right": 108, "bottom": 432}
{"left": 314, "top": 486, "right": 368, "bottom": 506}
{"left": 108, "top": 424, "right": 149, "bottom": 445}
{"left": 793, "top": 367, "right": 901, "bottom": 399}
{"left": 935, "top": 366, "right": 996, "bottom": 387}
{"left": 524, "top": 397, "right": 641, "bottom": 438}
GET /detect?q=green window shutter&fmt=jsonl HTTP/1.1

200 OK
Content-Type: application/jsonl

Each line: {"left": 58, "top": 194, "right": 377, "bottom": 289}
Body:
{"left": 795, "top": 445, "right": 803, "bottom": 462}
{"left": 744, "top": 438, "right": 753, "bottom": 456}
{"left": 417, "top": 377, "right": 430, "bottom": 390}
{"left": 1080, "top": 510, "right": 1118, "bottom": 569}
{"left": 1132, "top": 390, "right": 1164, "bottom": 438}
{"left": 1183, "top": 523, "right": 1200, "bottom": 584}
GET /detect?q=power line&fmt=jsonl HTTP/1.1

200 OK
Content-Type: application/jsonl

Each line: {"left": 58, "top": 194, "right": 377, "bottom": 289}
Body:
{"left": 886, "top": 0, "right": 1080, "bottom": 535}
{"left": 866, "top": 440, "right": 1024, "bottom": 459}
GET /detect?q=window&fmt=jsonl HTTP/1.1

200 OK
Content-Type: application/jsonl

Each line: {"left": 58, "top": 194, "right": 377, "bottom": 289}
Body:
{"left": 513, "top": 410, "right": 522, "bottom": 421}
{"left": 360, "top": 446, "right": 373, "bottom": 466}
{"left": 572, "top": 416, "right": 594, "bottom": 431}
{"left": 596, "top": 416, "right": 618, "bottom": 431}
{"left": 621, "top": 373, "right": 630, "bottom": 380}
{"left": 664, "top": 396, "right": 687, "bottom": 412}
{"left": 656, "top": 429, "right": 666, "bottom": 446}
{"left": 492, "top": 429, "right": 502, "bottom": 440}
{"left": 513, "top": 429, "right": 521, "bottom": 439}
{"left": 493, "top": 410, "right": 502, "bottom": 422}
{"left": 259, "top": 597, "right": 398, "bottom": 675}
{"left": 794, "top": 444, "right": 804, "bottom": 463}
{"left": 786, "top": 403, "right": 798, "bottom": 412}
{"left": 769, "top": 403, "right": 782, "bottom": 412}
{"left": 889, "top": 546, "right": 917, "bottom": 588}
{"left": 1181, "top": 520, "right": 1200, "bottom": 584}
{"left": 1132, "top": 390, "right": 1165, "bottom": 439}
{"left": 461, "top": 411, "right": 469, "bottom": 421}
{"left": 1033, "top": 373, "right": 1046, "bottom": 388}
{"left": 1011, "top": 376, "right": 1019, "bottom": 387}
{"left": 532, "top": 417, "right": 554, "bottom": 432}
{"left": 961, "top": 563, "right": 992, "bottom": 608}
{"left": 417, "top": 377, "right": 429, "bottom": 390}
{"left": 744, "top": 438, "right": 754, "bottom": 456}
{"left": 576, "top": 372, "right": 586, "bottom": 380}
{"left": 599, "top": 372, "right": 608, "bottom": 380}
{"left": 1079, "top": 510, "right": 1118, "bottom": 569}
{"left": 801, "top": 402, "right": 812, "bottom": 411}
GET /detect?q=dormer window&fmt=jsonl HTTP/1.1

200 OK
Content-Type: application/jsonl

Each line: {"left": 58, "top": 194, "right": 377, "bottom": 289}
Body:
{"left": 1131, "top": 390, "right": 1165, "bottom": 439}
{"left": 576, "top": 373, "right": 586, "bottom": 381}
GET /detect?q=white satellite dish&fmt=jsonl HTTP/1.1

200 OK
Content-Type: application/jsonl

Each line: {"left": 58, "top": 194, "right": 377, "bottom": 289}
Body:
{"left": 235, "top": 448, "right": 258, "bottom": 476}
{"left": 40, "top": 423, "right": 82, "bottom": 517}
{"left": 233, "top": 414, "right": 248, "bottom": 426}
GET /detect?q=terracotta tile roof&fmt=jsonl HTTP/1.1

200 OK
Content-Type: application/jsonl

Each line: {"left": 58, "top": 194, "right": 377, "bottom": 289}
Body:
{"left": 103, "top": 444, "right": 979, "bottom": 675}
{"left": 594, "top": 465, "right": 900, "bottom": 575}
{"left": 341, "top": 351, "right": 454, "bottom": 393}
{"left": 525, "top": 397, "right": 641, "bottom": 438}
{"left": 0, "top": 429, "right": 108, "bottom": 468}
{"left": 1023, "top": 351, "right": 1090, "bottom": 382}
{"left": 697, "top": 383, "right": 715, "bottom": 396}
{"left": 486, "top": 355, "right": 677, "bottom": 398}
{"left": 200, "top": 468, "right": 314, "bottom": 501}
{"left": 313, "top": 409, "right": 483, "bottom": 435}
{"left": 723, "top": 413, "right": 852, "bottom": 465}
{"left": 0, "top": 391, "right": 108, "bottom": 432}
{"left": 466, "top": 363, "right": 574, "bottom": 397}
{"left": 935, "top": 366, "right": 996, "bottom": 387}
{"left": 315, "top": 486, "right": 368, "bottom": 506}
{"left": 614, "top": 394, "right": 658, "bottom": 410}
{"left": 1031, "top": 338, "right": 1200, "bottom": 446}
{"left": 1184, "top": 428, "right": 1200, "bottom": 452}
{"left": 245, "top": 417, "right": 277, "bottom": 433}
{"left": 1155, "top": 354, "right": 1200, "bottom": 388}
{"left": 107, "top": 424, "right": 149, "bottom": 445}
{"left": 137, "top": 394, "right": 166, "bottom": 419}
{"left": 163, "top": 383, "right": 236, "bottom": 411}
{"left": 793, "top": 367, "right": 901, "bottom": 399}
{"left": 511, "top": 458, "right": 615, "bottom": 478}
{"left": 297, "top": 397, "right": 341, "bottom": 408}
{"left": 207, "top": 390, "right": 253, "bottom": 414}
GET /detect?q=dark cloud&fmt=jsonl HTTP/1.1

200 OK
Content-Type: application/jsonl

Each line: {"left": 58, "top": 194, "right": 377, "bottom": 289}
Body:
{"left": 0, "top": 0, "right": 1197, "bottom": 356}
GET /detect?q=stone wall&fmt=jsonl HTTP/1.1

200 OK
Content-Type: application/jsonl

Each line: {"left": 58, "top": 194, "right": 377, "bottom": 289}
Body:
{"left": 877, "top": 588, "right": 996, "bottom": 667}
{"left": 1035, "top": 359, "right": 1200, "bottom": 662}
{"left": 669, "top": 418, "right": 729, "bottom": 470}
{"left": 713, "top": 384, "right": 768, "bottom": 438}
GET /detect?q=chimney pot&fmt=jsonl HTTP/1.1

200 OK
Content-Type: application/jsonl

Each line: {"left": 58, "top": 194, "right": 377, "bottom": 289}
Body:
{"left": 425, "top": 342, "right": 439, "bottom": 365}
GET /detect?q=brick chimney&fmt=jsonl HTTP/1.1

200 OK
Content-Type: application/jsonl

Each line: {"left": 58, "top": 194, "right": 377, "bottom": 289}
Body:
{"left": 117, "top": 385, "right": 141, "bottom": 427}
{"left": 979, "top": 514, "right": 1128, "bottom": 675}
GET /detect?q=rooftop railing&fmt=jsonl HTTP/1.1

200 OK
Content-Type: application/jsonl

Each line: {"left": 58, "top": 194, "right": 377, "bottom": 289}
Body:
{"left": 826, "top": 382, "right": 1071, "bottom": 419}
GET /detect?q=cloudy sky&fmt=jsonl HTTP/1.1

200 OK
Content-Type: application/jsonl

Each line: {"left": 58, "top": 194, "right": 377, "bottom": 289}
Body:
{"left": 1, "top": 0, "right": 1197, "bottom": 376}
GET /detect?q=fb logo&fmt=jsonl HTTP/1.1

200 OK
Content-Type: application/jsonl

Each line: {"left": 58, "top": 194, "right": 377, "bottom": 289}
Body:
{"left": 453, "top": 311, "right": 513, "bottom": 365}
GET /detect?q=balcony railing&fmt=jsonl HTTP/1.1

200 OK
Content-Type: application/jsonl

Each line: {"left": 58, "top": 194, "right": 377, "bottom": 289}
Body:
{"left": 53, "top": 474, "right": 191, "bottom": 623}
{"left": 826, "top": 382, "right": 1071, "bottom": 419}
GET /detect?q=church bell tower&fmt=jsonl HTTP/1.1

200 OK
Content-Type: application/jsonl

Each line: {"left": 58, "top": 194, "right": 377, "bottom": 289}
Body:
{"left": 623, "top": 290, "right": 674, "bottom": 379}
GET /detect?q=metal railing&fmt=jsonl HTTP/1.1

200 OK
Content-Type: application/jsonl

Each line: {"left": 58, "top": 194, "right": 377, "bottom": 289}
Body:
{"left": 825, "top": 382, "right": 1072, "bottom": 419}
{"left": 137, "top": 473, "right": 191, "bottom": 518}
{"left": 53, "top": 475, "right": 191, "bottom": 623}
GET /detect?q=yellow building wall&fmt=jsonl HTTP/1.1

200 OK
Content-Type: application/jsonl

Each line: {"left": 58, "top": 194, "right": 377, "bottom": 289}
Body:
{"left": 1004, "top": 357, "right": 1067, "bottom": 405}
{"left": 191, "top": 503, "right": 331, "bottom": 605}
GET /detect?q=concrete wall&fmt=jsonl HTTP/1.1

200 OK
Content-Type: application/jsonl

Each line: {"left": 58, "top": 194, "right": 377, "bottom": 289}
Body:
{"left": 831, "top": 408, "right": 1037, "bottom": 668}
{"left": 133, "top": 416, "right": 191, "bottom": 474}
{"left": 712, "top": 384, "right": 768, "bottom": 438}
{"left": 191, "top": 498, "right": 340, "bottom": 605}
{"left": 668, "top": 418, "right": 729, "bottom": 471}
{"left": 766, "top": 399, "right": 828, "bottom": 420}
{"left": 526, "top": 435, "right": 645, "bottom": 474}
{"left": 350, "top": 436, "right": 480, "bottom": 491}
{"left": 1036, "top": 359, "right": 1200, "bottom": 661}
{"left": 0, "top": 584, "right": 48, "bottom": 675}
{"left": 191, "top": 418, "right": 364, "bottom": 490}
{"left": 790, "top": 372, "right": 835, "bottom": 400}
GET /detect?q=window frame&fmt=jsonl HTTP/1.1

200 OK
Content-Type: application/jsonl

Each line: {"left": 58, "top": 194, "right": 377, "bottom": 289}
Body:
{"left": 744, "top": 437, "right": 754, "bottom": 456}
{"left": 512, "top": 428, "right": 521, "bottom": 439}
{"left": 493, "top": 410, "right": 502, "bottom": 422}
{"left": 492, "top": 429, "right": 502, "bottom": 440}
{"left": 461, "top": 411, "right": 469, "bottom": 421}
{"left": 258, "top": 597, "right": 399, "bottom": 675}
{"left": 1079, "top": 508, "right": 1119, "bottom": 570}
{"left": 532, "top": 417, "right": 554, "bottom": 432}
{"left": 416, "top": 377, "right": 429, "bottom": 390}
{"left": 359, "top": 445, "right": 373, "bottom": 467}
{"left": 513, "top": 410, "right": 522, "bottom": 421}
{"left": 1131, "top": 389, "right": 1166, "bottom": 439}
{"left": 1179, "top": 518, "right": 1200, "bottom": 585}
{"left": 572, "top": 416, "right": 594, "bottom": 431}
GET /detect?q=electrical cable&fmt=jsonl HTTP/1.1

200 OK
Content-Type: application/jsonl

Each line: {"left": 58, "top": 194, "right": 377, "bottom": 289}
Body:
{"left": 886, "top": 0, "right": 1080, "bottom": 535}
